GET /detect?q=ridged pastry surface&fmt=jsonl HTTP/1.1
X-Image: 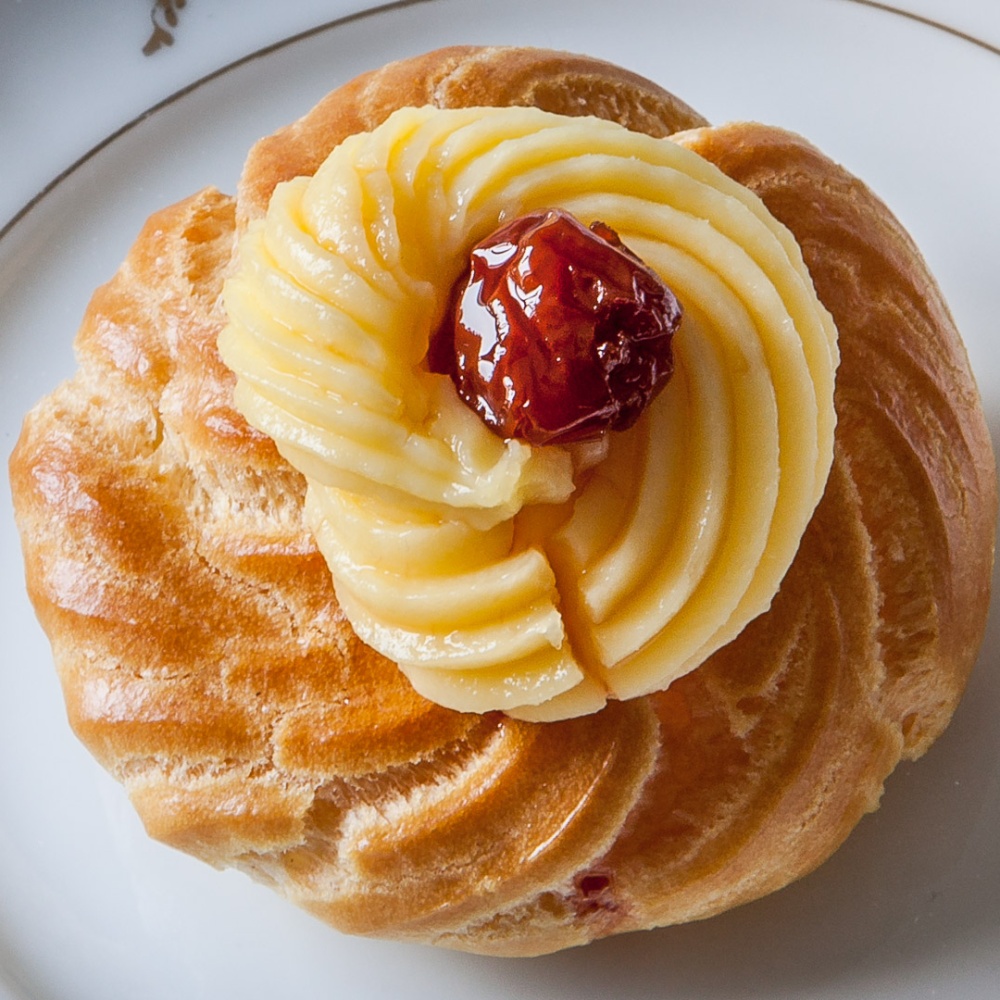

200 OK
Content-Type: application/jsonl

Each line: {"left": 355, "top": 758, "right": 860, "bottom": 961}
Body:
{"left": 8, "top": 46, "right": 996, "bottom": 956}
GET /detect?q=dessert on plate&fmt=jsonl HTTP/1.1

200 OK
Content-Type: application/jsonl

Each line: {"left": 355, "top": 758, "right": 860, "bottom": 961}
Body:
{"left": 9, "top": 46, "right": 996, "bottom": 956}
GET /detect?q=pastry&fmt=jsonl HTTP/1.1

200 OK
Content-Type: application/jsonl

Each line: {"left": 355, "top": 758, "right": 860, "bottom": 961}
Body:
{"left": 9, "top": 45, "right": 996, "bottom": 956}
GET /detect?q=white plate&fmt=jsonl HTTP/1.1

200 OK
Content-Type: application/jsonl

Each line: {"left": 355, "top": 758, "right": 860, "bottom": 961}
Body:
{"left": 2, "top": 2, "right": 998, "bottom": 998}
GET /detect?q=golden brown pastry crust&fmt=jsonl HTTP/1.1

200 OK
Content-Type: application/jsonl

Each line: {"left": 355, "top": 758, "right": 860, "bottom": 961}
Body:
{"left": 236, "top": 45, "right": 708, "bottom": 226}
{"left": 9, "top": 45, "right": 997, "bottom": 956}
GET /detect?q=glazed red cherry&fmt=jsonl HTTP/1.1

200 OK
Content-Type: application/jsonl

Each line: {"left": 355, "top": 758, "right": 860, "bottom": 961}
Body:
{"left": 430, "top": 209, "right": 681, "bottom": 446}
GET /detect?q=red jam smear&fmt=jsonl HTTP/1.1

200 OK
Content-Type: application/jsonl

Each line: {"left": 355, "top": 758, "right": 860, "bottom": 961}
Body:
{"left": 430, "top": 209, "right": 681, "bottom": 446}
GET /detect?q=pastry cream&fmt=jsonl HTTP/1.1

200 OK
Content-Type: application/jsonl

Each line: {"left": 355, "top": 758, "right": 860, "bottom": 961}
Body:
{"left": 219, "top": 105, "right": 839, "bottom": 720}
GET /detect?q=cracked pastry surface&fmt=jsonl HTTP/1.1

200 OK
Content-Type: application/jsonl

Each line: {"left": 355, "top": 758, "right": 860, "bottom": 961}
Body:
{"left": 9, "top": 45, "right": 996, "bottom": 955}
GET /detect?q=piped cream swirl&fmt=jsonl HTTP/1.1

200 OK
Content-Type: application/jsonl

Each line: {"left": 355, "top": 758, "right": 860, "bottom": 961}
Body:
{"left": 219, "top": 105, "right": 838, "bottom": 720}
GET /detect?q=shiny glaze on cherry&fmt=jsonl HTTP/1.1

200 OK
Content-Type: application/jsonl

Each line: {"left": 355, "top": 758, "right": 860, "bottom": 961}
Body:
{"left": 431, "top": 208, "right": 681, "bottom": 446}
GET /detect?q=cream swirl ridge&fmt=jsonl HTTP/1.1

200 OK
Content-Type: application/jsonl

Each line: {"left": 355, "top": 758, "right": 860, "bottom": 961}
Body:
{"left": 219, "top": 105, "right": 839, "bottom": 720}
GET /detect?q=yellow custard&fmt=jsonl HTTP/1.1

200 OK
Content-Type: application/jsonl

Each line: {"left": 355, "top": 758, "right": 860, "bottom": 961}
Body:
{"left": 219, "top": 105, "right": 839, "bottom": 720}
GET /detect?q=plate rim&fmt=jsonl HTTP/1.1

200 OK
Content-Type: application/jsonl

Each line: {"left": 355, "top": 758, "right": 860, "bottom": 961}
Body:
{"left": 2, "top": 0, "right": 999, "bottom": 244}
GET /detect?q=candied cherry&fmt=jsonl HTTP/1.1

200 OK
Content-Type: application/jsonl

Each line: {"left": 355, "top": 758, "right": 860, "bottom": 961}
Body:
{"left": 430, "top": 208, "right": 681, "bottom": 446}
